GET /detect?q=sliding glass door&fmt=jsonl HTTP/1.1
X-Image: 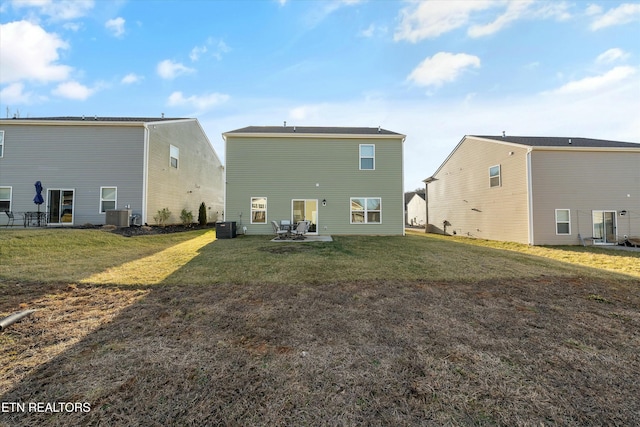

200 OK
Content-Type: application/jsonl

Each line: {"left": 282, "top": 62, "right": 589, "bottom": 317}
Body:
{"left": 592, "top": 210, "right": 616, "bottom": 245}
{"left": 48, "top": 189, "right": 75, "bottom": 225}
{"left": 292, "top": 199, "right": 318, "bottom": 233}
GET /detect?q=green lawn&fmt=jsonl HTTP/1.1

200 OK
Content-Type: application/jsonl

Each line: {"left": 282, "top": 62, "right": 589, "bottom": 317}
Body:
{"left": 1, "top": 229, "right": 639, "bottom": 426}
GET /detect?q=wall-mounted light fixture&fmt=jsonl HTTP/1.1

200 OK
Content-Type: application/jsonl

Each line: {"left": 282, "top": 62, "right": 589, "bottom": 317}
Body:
{"left": 620, "top": 210, "right": 627, "bottom": 216}
{"left": 322, "top": 199, "right": 327, "bottom": 207}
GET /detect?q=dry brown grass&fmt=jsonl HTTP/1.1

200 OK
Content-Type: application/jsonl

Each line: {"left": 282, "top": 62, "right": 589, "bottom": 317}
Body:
{"left": 1, "top": 232, "right": 639, "bottom": 426}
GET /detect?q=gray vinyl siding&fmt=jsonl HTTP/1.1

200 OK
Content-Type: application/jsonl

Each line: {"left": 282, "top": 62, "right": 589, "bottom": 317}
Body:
{"left": 427, "top": 137, "right": 530, "bottom": 243}
{"left": 0, "top": 123, "right": 144, "bottom": 225}
{"left": 529, "top": 149, "right": 640, "bottom": 245}
{"left": 225, "top": 135, "right": 404, "bottom": 235}
{"left": 146, "top": 120, "right": 224, "bottom": 225}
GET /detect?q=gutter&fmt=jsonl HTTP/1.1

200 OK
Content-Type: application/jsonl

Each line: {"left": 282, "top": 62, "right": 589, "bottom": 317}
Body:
{"left": 0, "top": 310, "right": 37, "bottom": 331}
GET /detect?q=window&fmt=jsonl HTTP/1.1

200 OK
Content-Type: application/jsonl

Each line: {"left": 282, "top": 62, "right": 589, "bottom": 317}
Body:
{"left": 0, "top": 187, "right": 11, "bottom": 211}
{"left": 100, "top": 187, "right": 117, "bottom": 213}
{"left": 350, "top": 197, "right": 381, "bottom": 224}
{"left": 170, "top": 145, "right": 179, "bottom": 168}
{"left": 489, "top": 165, "right": 501, "bottom": 187}
{"left": 359, "top": 144, "right": 375, "bottom": 170}
{"left": 555, "top": 209, "right": 570, "bottom": 235}
{"left": 0, "top": 130, "right": 4, "bottom": 157}
{"left": 251, "top": 197, "right": 267, "bottom": 223}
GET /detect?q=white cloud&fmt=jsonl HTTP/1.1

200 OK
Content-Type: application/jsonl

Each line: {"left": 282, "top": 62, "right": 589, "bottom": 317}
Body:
{"left": 596, "top": 48, "right": 629, "bottom": 64}
{"left": 51, "top": 80, "right": 94, "bottom": 100}
{"left": 121, "top": 73, "right": 142, "bottom": 84}
{"left": 167, "top": 91, "right": 230, "bottom": 111}
{"left": 105, "top": 17, "right": 125, "bottom": 38}
{"left": 590, "top": 3, "right": 640, "bottom": 30}
{"left": 10, "top": 0, "right": 95, "bottom": 21}
{"left": 407, "top": 52, "right": 481, "bottom": 88}
{"left": 0, "top": 20, "right": 72, "bottom": 84}
{"left": 156, "top": 60, "right": 195, "bottom": 79}
{"left": 395, "top": 1, "right": 494, "bottom": 42}
{"left": 550, "top": 66, "right": 637, "bottom": 95}
{"left": 396, "top": 1, "right": 572, "bottom": 42}
{"left": 190, "top": 45, "right": 207, "bottom": 62}
{"left": 0, "top": 82, "right": 34, "bottom": 104}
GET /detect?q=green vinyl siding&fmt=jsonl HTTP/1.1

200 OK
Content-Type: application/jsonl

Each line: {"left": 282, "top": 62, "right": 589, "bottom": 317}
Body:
{"left": 225, "top": 134, "right": 404, "bottom": 235}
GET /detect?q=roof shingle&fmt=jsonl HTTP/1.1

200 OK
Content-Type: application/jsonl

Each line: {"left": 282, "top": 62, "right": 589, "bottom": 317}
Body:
{"left": 473, "top": 135, "right": 639, "bottom": 148}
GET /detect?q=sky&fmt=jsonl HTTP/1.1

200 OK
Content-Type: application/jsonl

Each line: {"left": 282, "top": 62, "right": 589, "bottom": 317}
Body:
{"left": 1, "top": 0, "right": 639, "bottom": 191}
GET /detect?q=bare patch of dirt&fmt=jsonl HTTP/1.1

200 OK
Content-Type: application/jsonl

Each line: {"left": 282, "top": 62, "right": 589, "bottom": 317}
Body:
{"left": 1, "top": 275, "right": 639, "bottom": 426}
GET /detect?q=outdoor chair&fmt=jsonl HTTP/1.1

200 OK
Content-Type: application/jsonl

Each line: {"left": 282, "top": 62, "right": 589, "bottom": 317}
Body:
{"left": 4, "top": 211, "right": 15, "bottom": 227}
{"left": 291, "top": 220, "right": 310, "bottom": 240}
{"left": 271, "top": 221, "right": 289, "bottom": 240}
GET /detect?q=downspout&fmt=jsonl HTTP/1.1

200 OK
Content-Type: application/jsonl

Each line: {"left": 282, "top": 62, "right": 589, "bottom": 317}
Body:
{"left": 142, "top": 125, "right": 150, "bottom": 225}
{"left": 401, "top": 136, "right": 406, "bottom": 236}
{"left": 424, "top": 181, "right": 429, "bottom": 234}
{"left": 526, "top": 149, "right": 534, "bottom": 245}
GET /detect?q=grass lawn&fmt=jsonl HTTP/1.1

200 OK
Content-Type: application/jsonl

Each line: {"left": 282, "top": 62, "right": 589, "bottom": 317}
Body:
{"left": 1, "top": 229, "right": 639, "bottom": 426}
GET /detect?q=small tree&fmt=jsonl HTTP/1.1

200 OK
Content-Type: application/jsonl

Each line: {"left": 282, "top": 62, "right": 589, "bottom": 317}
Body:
{"left": 180, "top": 209, "right": 194, "bottom": 227}
{"left": 153, "top": 208, "right": 171, "bottom": 228}
{"left": 198, "top": 202, "right": 207, "bottom": 226}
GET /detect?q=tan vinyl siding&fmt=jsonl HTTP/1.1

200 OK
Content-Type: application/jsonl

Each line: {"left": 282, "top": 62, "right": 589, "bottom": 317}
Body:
{"left": 146, "top": 120, "right": 224, "bottom": 225}
{"left": 529, "top": 149, "right": 640, "bottom": 245}
{"left": 225, "top": 134, "right": 404, "bottom": 235}
{"left": 427, "top": 137, "right": 530, "bottom": 243}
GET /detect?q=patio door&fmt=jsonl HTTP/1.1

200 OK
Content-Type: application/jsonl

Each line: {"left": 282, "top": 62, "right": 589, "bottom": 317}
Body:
{"left": 292, "top": 199, "right": 318, "bottom": 234}
{"left": 592, "top": 210, "right": 616, "bottom": 245}
{"left": 48, "top": 189, "right": 75, "bottom": 225}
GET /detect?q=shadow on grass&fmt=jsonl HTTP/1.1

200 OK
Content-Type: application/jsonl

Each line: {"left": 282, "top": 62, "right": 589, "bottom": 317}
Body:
{"left": 2, "top": 234, "right": 640, "bottom": 425}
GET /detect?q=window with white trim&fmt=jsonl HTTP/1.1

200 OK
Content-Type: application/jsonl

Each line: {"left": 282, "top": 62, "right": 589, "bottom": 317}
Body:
{"left": 359, "top": 144, "right": 375, "bottom": 170}
{"left": 489, "top": 165, "right": 501, "bottom": 187}
{"left": 350, "top": 197, "right": 381, "bottom": 224}
{"left": 100, "top": 187, "right": 117, "bottom": 213}
{"left": 170, "top": 145, "right": 179, "bottom": 168}
{"left": 555, "top": 209, "right": 571, "bottom": 235}
{"left": 251, "top": 197, "right": 267, "bottom": 223}
{"left": 0, "top": 186, "right": 11, "bottom": 211}
{"left": 0, "top": 130, "right": 4, "bottom": 157}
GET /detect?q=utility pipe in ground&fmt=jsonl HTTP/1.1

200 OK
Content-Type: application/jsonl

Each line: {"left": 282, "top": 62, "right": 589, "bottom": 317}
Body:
{"left": 0, "top": 310, "right": 37, "bottom": 331}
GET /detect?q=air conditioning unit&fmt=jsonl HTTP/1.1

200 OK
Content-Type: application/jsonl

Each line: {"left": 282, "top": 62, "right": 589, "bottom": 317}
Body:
{"left": 106, "top": 209, "right": 132, "bottom": 227}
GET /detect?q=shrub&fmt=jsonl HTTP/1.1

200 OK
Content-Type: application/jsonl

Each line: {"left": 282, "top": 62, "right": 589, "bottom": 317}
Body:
{"left": 154, "top": 208, "right": 171, "bottom": 227}
{"left": 180, "top": 209, "right": 194, "bottom": 227}
{"left": 198, "top": 202, "right": 207, "bottom": 226}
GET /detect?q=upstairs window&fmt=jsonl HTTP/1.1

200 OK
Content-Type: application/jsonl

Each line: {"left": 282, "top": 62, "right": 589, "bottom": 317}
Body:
{"left": 489, "top": 165, "right": 501, "bottom": 187}
{"left": 100, "top": 187, "right": 117, "bottom": 213}
{"left": 0, "top": 130, "right": 4, "bottom": 157}
{"left": 359, "top": 144, "right": 375, "bottom": 170}
{"left": 170, "top": 145, "right": 179, "bottom": 168}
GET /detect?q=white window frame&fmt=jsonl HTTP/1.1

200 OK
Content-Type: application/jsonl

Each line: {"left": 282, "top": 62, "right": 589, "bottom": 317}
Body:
{"left": 0, "top": 130, "right": 4, "bottom": 158}
{"left": 170, "top": 144, "right": 179, "bottom": 168}
{"left": 489, "top": 164, "right": 501, "bottom": 187}
{"left": 251, "top": 197, "right": 267, "bottom": 224}
{"left": 359, "top": 144, "right": 375, "bottom": 170}
{"left": 0, "top": 186, "right": 12, "bottom": 211}
{"left": 555, "top": 209, "right": 571, "bottom": 235}
{"left": 100, "top": 186, "right": 117, "bottom": 213}
{"left": 350, "top": 197, "right": 382, "bottom": 224}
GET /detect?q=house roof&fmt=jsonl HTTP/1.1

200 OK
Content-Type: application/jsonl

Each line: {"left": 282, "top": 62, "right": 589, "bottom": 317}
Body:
{"left": 404, "top": 191, "right": 425, "bottom": 206}
{"left": 225, "top": 126, "right": 404, "bottom": 136}
{"left": 473, "top": 135, "right": 640, "bottom": 148}
{"left": 1, "top": 116, "right": 189, "bottom": 123}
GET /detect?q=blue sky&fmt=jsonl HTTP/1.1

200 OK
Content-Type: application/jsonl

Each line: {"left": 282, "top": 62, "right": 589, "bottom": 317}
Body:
{"left": 1, "top": 0, "right": 639, "bottom": 191}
